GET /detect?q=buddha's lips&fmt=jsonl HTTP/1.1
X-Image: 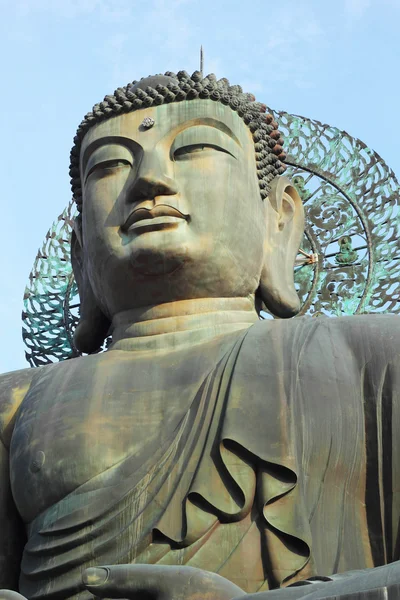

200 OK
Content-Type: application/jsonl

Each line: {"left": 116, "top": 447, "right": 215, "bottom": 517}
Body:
{"left": 122, "top": 205, "right": 190, "bottom": 231}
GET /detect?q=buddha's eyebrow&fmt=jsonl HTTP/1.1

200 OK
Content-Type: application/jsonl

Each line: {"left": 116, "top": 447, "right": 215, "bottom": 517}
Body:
{"left": 175, "top": 118, "right": 242, "bottom": 147}
{"left": 81, "top": 118, "right": 242, "bottom": 170}
{"left": 81, "top": 136, "right": 138, "bottom": 173}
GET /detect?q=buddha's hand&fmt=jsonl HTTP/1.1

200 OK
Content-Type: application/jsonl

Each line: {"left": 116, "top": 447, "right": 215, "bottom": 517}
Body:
{"left": 83, "top": 564, "right": 246, "bottom": 600}
{"left": 0, "top": 592, "right": 28, "bottom": 600}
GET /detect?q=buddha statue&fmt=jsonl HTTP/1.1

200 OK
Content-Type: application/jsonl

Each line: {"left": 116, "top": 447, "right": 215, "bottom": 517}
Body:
{"left": 1, "top": 71, "right": 400, "bottom": 600}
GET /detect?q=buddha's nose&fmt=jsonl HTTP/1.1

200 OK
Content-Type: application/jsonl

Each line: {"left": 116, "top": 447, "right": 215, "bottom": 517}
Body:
{"left": 128, "top": 151, "right": 178, "bottom": 202}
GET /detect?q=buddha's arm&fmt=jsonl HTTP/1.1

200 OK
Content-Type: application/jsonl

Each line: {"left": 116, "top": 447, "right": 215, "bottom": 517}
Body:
{"left": 0, "top": 437, "right": 26, "bottom": 592}
{"left": 0, "top": 369, "right": 35, "bottom": 592}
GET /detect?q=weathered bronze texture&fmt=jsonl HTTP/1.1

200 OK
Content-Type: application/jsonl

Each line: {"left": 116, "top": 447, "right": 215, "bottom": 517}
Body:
{"left": 22, "top": 110, "right": 400, "bottom": 365}
{"left": 2, "top": 72, "right": 400, "bottom": 600}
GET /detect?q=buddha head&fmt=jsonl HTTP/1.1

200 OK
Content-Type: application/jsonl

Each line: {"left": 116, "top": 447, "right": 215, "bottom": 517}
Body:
{"left": 70, "top": 71, "right": 305, "bottom": 353}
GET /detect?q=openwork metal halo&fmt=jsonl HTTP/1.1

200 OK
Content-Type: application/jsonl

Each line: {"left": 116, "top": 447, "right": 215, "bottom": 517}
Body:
{"left": 22, "top": 110, "right": 400, "bottom": 367}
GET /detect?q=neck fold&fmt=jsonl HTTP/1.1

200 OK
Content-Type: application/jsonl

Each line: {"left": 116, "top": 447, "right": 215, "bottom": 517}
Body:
{"left": 109, "top": 297, "right": 259, "bottom": 353}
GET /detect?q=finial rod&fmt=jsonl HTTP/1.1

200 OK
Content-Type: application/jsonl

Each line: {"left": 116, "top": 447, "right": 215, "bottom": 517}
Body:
{"left": 200, "top": 46, "right": 204, "bottom": 77}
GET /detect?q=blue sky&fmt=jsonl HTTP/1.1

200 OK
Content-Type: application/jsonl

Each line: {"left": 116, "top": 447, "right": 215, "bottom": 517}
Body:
{"left": 1, "top": 0, "right": 399, "bottom": 373}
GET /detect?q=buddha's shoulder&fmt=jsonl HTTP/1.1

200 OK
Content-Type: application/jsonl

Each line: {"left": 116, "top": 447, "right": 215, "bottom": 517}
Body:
{"left": 0, "top": 365, "right": 43, "bottom": 446}
{"left": 245, "top": 314, "right": 400, "bottom": 359}
{"left": 251, "top": 312, "right": 399, "bottom": 336}
{"left": 232, "top": 315, "right": 400, "bottom": 392}
{"left": 0, "top": 353, "right": 107, "bottom": 446}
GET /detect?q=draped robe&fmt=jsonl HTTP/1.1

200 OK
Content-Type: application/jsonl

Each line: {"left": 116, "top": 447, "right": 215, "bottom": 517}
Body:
{"left": 12, "top": 315, "right": 400, "bottom": 600}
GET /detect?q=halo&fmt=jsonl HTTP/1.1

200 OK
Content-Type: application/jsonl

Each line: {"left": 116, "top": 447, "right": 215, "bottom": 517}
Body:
{"left": 22, "top": 110, "right": 400, "bottom": 367}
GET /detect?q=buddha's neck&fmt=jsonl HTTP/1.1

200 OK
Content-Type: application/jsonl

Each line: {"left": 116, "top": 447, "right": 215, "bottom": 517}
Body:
{"left": 109, "top": 297, "right": 258, "bottom": 354}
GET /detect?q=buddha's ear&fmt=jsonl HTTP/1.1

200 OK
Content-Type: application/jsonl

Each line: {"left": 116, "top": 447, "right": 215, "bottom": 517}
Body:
{"left": 258, "top": 176, "right": 305, "bottom": 318}
{"left": 70, "top": 216, "right": 111, "bottom": 354}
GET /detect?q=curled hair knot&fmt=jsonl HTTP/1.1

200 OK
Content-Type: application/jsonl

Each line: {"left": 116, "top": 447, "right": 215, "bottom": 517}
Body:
{"left": 187, "top": 88, "right": 199, "bottom": 99}
{"left": 191, "top": 70, "right": 202, "bottom": 82}
{"left": 199, "top": 88, "right": 211, "bottom": 99}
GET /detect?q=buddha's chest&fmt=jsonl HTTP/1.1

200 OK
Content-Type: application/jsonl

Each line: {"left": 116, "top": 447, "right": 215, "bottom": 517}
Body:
{"left": 10, "top": 355, "right": 204, "bottom": 524}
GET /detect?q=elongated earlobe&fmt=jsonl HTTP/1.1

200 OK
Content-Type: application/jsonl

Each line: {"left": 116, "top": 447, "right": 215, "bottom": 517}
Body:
{"left": 258, "top": 176, "right": 305, "bottom": 318}
{"left": 71, "top": 220, "right": 111, "bottom": 353}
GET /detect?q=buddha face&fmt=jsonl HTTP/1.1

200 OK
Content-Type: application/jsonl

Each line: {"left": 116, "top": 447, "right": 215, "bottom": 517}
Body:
{"left": 79, "top": 100, "right": 269, "bottom": 317}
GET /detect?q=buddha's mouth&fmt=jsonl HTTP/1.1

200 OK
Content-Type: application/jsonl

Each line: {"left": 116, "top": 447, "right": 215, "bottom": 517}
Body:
{"left": 122, "top": 204, "right": 190, "bottom": 233}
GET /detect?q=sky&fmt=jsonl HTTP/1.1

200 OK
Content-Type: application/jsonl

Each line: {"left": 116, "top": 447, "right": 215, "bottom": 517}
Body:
{"left": 0, "top": 0, "right": 399, "bottom": 374}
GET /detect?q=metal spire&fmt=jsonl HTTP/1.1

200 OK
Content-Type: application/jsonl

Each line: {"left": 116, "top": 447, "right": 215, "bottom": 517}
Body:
{"left": 200, "top": 46, "right": 204, "bottom": 77}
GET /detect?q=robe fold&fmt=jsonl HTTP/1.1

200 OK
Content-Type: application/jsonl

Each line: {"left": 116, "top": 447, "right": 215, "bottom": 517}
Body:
{"left": 16, "top": 315, "right": 400, "bottom": 600}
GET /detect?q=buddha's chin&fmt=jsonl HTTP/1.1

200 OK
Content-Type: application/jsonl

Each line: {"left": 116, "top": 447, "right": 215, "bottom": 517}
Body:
{"left": 127, "top": 246, "right": 188, "bottom": 278}
{"left": 123, "top": 229, "right": 193, "bottom": 277}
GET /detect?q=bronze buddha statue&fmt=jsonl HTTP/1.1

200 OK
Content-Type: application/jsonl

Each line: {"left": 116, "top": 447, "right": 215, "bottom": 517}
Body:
{"left": 1, "top": 71, "right": 400, "bottom": 600}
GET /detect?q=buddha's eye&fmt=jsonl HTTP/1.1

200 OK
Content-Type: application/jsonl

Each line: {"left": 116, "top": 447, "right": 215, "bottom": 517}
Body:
{"left": 85, "top": 159, "right": 131, "bottom": 182}
{"left": 174, "top": 144, "right": 232, "bottom": 160}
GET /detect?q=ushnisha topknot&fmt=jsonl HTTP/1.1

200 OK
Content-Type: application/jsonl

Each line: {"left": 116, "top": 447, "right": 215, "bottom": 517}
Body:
{"left": 69, "top": 70, "right": 287, "bottom": 212}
